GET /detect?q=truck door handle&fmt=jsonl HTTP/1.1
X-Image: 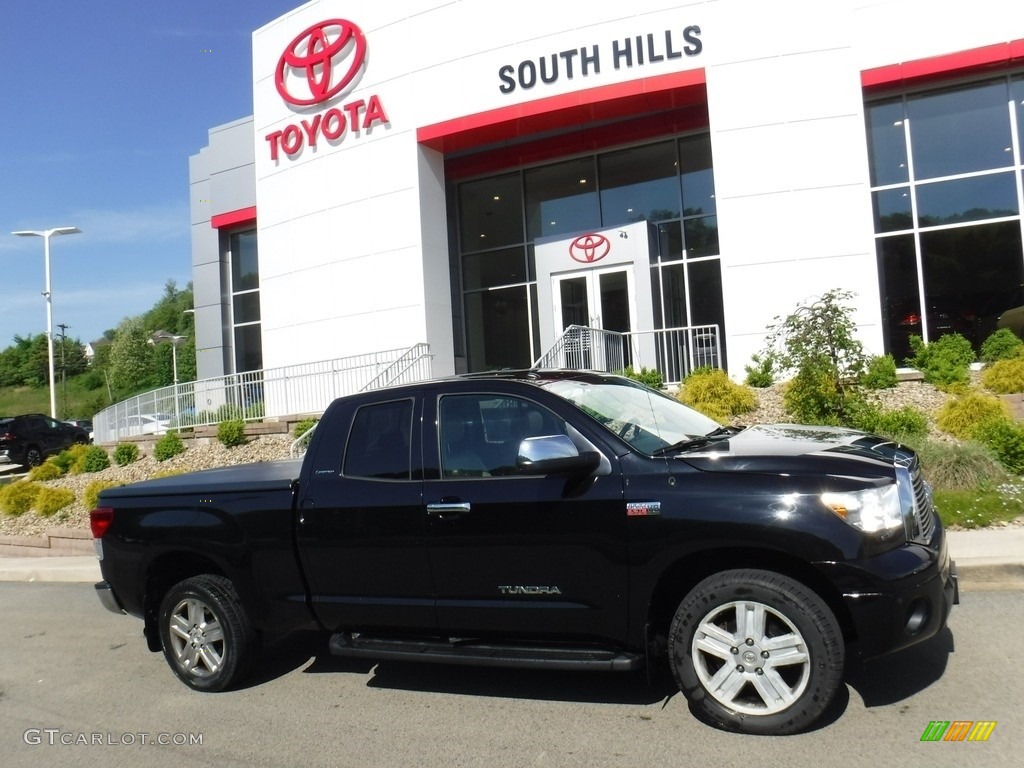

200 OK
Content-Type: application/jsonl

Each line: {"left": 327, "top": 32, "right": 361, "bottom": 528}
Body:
{"left": 427, "top": 501, "right": 471, "bottom": 518}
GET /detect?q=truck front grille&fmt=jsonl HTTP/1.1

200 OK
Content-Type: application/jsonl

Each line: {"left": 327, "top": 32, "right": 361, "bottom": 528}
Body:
{"left": 908, "top": 458, "right": 936, "bottom": 544}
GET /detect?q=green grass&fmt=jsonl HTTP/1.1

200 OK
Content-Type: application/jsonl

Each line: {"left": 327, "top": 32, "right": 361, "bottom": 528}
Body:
{"left": 933, "top": 482, "right": 1024, "bottom": 529}
{"left": 0, "top": 377, "right": 108, "bottom": 420}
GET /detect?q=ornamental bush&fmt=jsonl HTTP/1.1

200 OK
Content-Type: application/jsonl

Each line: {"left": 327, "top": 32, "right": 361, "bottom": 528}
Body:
{"left": 113, "top": 442, "right": 140, "bottom": 467}
{"left": 743, "top": 353, "right": 775, "bottom": 388}
{"left": 0, "top": 481, "right": 41, "bottom": 517}
{"left": 935, "top": 391, "right": 1008, "bottom": 439}
{"left": 973, "top": 418, "right": 1024, "bottom": 475}
{"left": 851, "top": 404, "right": 928, "bottom": 445}
{"left": 907, "top": 333, "right": 975, "bottom": 390}
{"left": 916, "top": 440, "right": 1008, "bottom": 492}
{"left": 34, "top": 487, "right": 75, "bottom": 518}
{"left": 75, "top": 446, "right": 111, "bottom": 474}
{"left": 617, "top": 366, "right": 664, "bottom": 390}
{"left": 217, "top": 419, "right": 247, "bottom": 448}
{"left": 678, "top": 367, "right": 756, "bottom": 423}
{"left": 980, "top": 328, "right": 1023, "bottom": 363}
{"left": 980, "top": 357, "right": 1024, "bottom": 394}
{"left": 154, "top": 431, "right": 186, "bottom": 462}
{"left": 293, "top": 419, "right": 318, "bottom": 439}
{"left": 760, "top": 289, "right": 868, "bottom": 425}
{"left": 84, "top": 480, "right": 125, "bottom": 511}
{"left": 28, "top": 459, "right": 64, "bottom": 482}
{"left": 860, "top": 354, "right": 898, "bottom": 389}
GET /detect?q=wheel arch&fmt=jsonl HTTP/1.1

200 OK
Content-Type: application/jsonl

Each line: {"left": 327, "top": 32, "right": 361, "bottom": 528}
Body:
{"left": 646, "top": 548, "right": 857, "bottom": 654}
{"left": 142, "top": 552, "right": 228, "bottom": 652}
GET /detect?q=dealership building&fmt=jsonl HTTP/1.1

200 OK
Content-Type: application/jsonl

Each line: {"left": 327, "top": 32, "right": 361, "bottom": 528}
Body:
{"left": 188, "top": 0, "right": 1024, "bottom": 394}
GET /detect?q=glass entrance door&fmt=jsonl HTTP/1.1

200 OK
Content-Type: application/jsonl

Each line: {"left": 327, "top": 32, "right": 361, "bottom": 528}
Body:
{"left": 551, "top": 268, "right": 635, "bottom": 369}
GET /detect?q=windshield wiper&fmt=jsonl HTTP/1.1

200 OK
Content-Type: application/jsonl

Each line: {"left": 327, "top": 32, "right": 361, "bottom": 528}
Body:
{"left": 651, "top": 425, "right": 744, "bottom": 456}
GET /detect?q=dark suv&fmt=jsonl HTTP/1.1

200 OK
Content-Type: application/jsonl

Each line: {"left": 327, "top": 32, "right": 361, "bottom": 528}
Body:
{"left": 0, "top": 414, "right": 89, "bottom": 467}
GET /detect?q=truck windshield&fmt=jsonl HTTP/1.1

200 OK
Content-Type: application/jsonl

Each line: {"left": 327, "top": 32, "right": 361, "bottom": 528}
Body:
{"left": 543, "top": 378, "right": 722, "bottom": 455}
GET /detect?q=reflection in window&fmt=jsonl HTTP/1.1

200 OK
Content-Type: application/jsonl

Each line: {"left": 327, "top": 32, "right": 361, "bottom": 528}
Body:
{"left": 459, "top": 174, "right": 524, "bottom": 252}
{"left": 907, "top": 80, "right": 1012, "bottom": 179}
{"left": 867, "top": 75, "right": 1024, "bottom": 355}
{"left": 344, "top": 400, "right": 413, "bottom": 480}
{"left": 599, "top": 142, "right": 679, "bottom": 225}
{"left": 465, "top": 285, "right": 532, "bottom": 370}
{"left": 915, "top": 173, "right": 1017, "bottom": 227}
{"left": 229, "top": 228, "right": 262, "bottom": 373}
{"left": 679, "top": 135, "right": 717, "bottom": 216}
{"left": 524, "top": 157, "right": 600, "bottom": 241}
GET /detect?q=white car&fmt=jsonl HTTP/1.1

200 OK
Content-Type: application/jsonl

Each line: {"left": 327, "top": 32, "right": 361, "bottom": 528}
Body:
{"left": 121, "top": 414, "right": 172, "bottom": 437}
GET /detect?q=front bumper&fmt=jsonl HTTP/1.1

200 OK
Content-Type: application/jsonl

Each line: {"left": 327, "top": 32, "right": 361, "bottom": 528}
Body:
{"left": 818, "top": 532, "right": 958, "bottom": 660}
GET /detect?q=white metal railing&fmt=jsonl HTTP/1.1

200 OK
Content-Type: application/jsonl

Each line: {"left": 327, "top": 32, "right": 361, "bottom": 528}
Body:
{"left": 93, "top": 343, "right": 432, "bottom": 444}
{"left": 532, "top": 324, "right": 721, "bottom": 385}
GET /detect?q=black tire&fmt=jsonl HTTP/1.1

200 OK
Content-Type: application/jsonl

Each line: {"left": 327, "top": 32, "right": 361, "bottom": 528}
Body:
{"left": 668, "top": 569, "right": 844, "bottom": 735}
{"left": 158, "top": 575, "right": 260, "bottom": 692}
{"left": 24, "top": 446, "right": 43, "bottom": 467}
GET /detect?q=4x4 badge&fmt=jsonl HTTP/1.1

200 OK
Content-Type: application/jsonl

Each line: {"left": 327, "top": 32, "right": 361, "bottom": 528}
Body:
{"left": 626, "top": 501, "right": 661, "bottom": 517}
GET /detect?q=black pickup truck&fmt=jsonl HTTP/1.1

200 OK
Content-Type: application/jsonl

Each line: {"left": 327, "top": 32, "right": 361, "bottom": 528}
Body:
{"left": 91, "top": 370, "right": 958, "bottom": 734}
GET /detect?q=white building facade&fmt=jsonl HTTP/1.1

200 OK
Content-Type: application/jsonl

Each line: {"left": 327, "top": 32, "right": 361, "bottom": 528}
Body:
{"left": 189, "top": 0, "right": 1024, "bottom": 391}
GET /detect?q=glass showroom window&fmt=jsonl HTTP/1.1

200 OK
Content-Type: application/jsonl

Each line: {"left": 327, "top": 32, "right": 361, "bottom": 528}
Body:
{"left": 229, "top": 229, "right": 263, "bottom": 373}
{"left": 454, "top": 132, "right": 723, "bottom": 373}
{"left": 867, "top": 75, "right": 1024, "bottom": 362}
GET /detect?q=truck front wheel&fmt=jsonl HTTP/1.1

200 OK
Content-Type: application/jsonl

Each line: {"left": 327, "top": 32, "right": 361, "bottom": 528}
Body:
{"left": 158, "top": 575, "right": 260, "bottom": 692}
{"left": 668, "top": 569, "right": 844, "bottom": 735}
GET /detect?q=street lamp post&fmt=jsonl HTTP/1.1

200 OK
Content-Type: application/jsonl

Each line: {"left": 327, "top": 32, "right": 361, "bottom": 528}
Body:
{"left": 149, "top": 331, "right": 186, "bottom": 428}
{"left": 11, "top": 227, "right": 81, "bottom": 419}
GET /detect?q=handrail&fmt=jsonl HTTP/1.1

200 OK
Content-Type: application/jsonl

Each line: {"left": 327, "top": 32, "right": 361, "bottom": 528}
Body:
{"left": 533, "top": 324, "right": 721, "bottom": 384}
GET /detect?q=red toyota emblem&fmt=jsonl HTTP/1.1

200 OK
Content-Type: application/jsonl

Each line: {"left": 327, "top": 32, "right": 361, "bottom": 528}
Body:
{"left": 569, "top": 234, "right": 611, "bottom": 263}
{"left": 275, "top": 19, "right": 366, "bottom": 107}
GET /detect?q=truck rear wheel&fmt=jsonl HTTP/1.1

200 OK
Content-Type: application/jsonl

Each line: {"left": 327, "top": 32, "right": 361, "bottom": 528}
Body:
{"left": 668, "top": 569, "right": 844, "bottom": 734}
{"left": 158, "top": 575, "right": 260, "bottom": 692}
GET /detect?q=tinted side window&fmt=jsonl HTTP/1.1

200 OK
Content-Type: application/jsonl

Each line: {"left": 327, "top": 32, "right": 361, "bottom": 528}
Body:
{"left": 343, "top": 399, "right": 414, "bottom": 480}
{"left": 439, "top": 394, "right": 566, "bottom": 478}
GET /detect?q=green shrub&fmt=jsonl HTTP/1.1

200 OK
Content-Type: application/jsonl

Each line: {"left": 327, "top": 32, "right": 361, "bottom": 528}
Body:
{"left": 852, "top": 404, "right": 928, "bottom": 445}
{"left": 84, "top": 480, "right": 124, "bottom": 511}
{"left": 75, "top": 445, "right": 110, "bottom": 474}
{"left": 783, "top": 367, "right": 866, "bottom": 426}
{"left": 907, "top": 333, "right": 975, "bottom": 389}
{"left": 860, "top": 354, "right": 898, "bottom": 389}
{"left": 980, "top": 357, "right": 1024, "bottom": 394}
{"left": 743, "top": 353, "right": 775, "bottom": 388}
{"left": 760, "top": 289, "right": 868, "bottom": 424}
{"left": 916, "top": 439, "right": 1008, "bottom": 491}
{"left": 678, "top": 368, "right": 756, "bottom": 423}
{"left": 0, "top": 481, "right": 42, "bottom": 517}
{"left": 617, "top": 366, "right": 664, "bottom": 390}
{"left": 980, "top": 328, "right": 1024, "bottom": 363}
{"left": 54, "top": 444, "right": 89, "bottom": 474}
{"left": 217, "top": 419, "right": 247, "bottom": 448}
{"left": 28, "top": 459, "right": 65, "bottom": 482}
{"left": 935, "top": 391, "right": 1008, "bottom": 439}
{"left": 293, "top": 418, "right": 318, "bottom": 439}
{"left": 113, "top": 442, "right": 140, "bottom": 467}
{"left": 154, "top": 431, "right": 186, "bottom": 462}
{"left": 973, "top": 417, "right": 1024, "bottom": 474}
{"left": 34, "top": 487, "right": 75, "bottom": 518}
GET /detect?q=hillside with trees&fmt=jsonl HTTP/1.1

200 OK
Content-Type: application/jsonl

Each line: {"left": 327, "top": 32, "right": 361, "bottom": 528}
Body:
{"left": 0, "top": 281, "right": 196, "bottom": 420}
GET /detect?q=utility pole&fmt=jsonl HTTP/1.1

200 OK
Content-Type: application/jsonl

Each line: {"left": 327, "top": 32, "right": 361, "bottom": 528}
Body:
{"left": 57, "top": 323, "right": 70, "bottom": 419}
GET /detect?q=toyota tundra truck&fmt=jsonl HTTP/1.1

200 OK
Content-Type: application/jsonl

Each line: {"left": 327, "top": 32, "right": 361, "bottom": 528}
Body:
{"left": 91, "top": 370, "right": 958, "bottom": 734}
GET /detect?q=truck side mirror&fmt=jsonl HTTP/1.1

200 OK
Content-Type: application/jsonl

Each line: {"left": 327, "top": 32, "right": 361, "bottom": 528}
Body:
{"left": 516, "top": 435, "right": 600, "bottom": 476}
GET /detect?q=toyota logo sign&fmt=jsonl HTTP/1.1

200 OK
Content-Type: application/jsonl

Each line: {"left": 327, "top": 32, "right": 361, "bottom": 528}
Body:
{"left": 569, "top": 234, "right": 611, "bottom": 263}
{"left": 275, "top": 19, "right": 366, "bottom": 106}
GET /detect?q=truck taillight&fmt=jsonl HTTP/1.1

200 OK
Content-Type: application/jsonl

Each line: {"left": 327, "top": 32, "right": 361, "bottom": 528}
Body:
{"left": 90, "top": 508, "right": 114, "bottom": 538}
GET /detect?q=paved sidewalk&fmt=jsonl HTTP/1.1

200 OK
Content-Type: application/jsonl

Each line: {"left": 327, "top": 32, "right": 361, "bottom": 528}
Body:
{"left": 0, "top": 528, "right": 1020, "bottom": 587}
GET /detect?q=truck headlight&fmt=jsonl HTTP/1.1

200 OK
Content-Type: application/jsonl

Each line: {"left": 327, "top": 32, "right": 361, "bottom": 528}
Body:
{"left": 821, "top": 484, "right": 903, "bottom": 535}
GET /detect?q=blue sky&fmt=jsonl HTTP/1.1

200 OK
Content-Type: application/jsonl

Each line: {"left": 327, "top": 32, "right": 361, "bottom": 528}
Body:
{"left": 0, "top": 0, "right": 301, "bottom": 348}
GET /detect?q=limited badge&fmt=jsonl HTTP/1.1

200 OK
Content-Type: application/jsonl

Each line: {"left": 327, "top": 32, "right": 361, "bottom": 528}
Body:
{"left": 626, "top": 501, "right": 661, "bottom": 517}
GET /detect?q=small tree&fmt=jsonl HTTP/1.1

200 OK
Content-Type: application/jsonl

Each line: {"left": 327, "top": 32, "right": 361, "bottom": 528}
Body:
{"left": 761, "top": 289, "right": 868, "bottom": 425}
